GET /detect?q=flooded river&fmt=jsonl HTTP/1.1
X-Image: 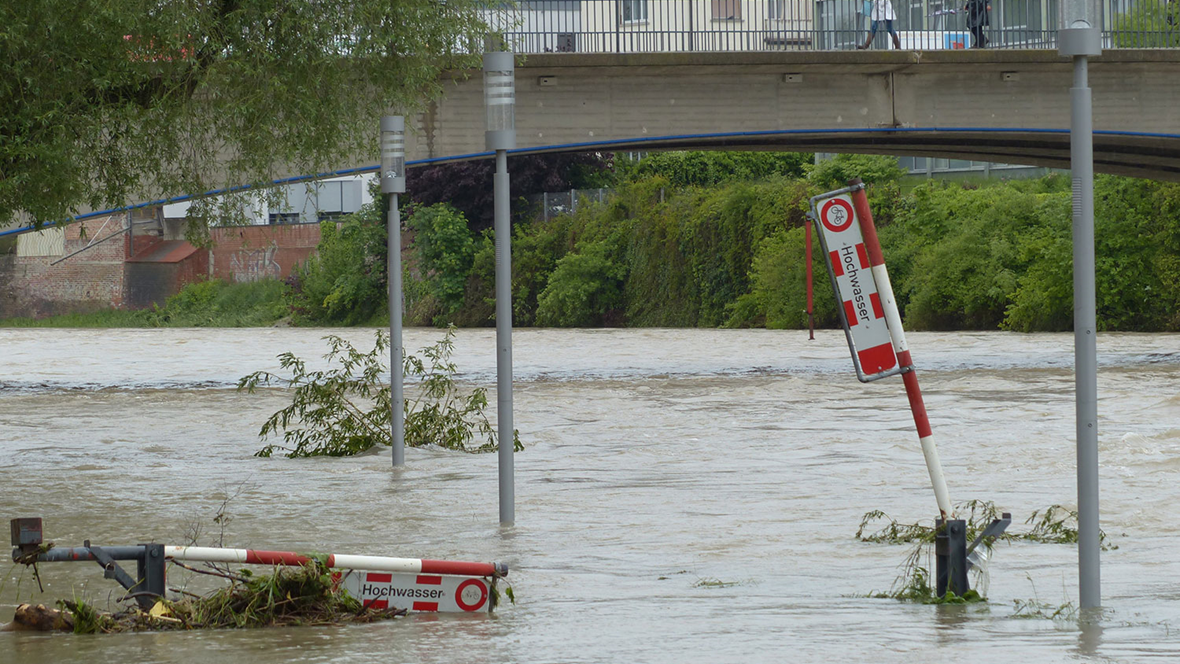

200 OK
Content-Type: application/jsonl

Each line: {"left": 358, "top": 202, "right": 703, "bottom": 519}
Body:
{"left": 1, "top": 328, "right": 1178, "bottom": 663}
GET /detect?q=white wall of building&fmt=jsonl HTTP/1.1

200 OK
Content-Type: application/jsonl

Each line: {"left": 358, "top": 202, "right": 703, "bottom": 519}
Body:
{"left": 162, "top": 174, "right": 375, "bottom": 226}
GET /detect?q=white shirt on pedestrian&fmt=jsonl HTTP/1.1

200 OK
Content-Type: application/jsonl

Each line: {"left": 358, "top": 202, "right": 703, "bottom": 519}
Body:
{"left": 872, "top": 0, "right": 897, "bottom": 21}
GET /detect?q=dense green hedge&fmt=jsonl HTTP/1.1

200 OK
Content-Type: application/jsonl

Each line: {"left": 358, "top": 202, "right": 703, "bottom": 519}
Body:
{"left": 285, "top": 152, "right": 1180, "bottom": 332}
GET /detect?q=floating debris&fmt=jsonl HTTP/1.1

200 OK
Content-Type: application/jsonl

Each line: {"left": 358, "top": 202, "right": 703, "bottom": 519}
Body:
{"left": 9, "top": 560, "right": 405, "bottom": 634}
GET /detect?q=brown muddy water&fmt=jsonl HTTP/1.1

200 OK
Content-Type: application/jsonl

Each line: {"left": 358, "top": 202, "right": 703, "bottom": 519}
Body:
{"left": 0, "top": 328, "right": 1178, "bottom": 663}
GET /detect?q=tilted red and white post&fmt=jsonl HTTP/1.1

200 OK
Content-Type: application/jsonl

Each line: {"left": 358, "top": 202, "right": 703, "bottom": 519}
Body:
{"left": 847, "top": 179, "right": 952, "bottom": 519}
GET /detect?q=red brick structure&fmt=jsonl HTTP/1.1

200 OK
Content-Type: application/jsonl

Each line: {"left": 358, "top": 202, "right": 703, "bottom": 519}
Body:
{"left": 0, "top": 216, "right": 323, "bottom": 319}
{"left": 208, "top": 224, "right": 320, "bottom": 283}
{"left": 125, "top": 240, "right": 210, "bottom": 310}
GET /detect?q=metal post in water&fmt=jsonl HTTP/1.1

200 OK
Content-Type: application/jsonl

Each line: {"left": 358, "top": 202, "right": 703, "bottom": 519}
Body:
{"left": 381, "top": 116, "right": 407, "bottom": 467}
{"left": 485, "top": 49, "right": 517, "bottom": 525}
{"left": 494, "top": 149, "right": 514, "bottom": 525}
{"left": 1059, "top": 0, "right": 1102, "bottom": 610}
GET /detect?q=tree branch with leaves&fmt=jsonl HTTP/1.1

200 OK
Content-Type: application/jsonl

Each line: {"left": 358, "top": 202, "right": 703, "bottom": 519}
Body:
{"left": 238, "top": 327, "right": 522, "bottom": 458}
{"left": 1, "top": 0, "right": 490, "bottom": 232}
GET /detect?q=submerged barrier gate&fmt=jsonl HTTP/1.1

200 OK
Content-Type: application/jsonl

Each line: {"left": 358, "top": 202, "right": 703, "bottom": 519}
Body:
{"left": 808, "top": 178, "right": 1011, "bottom": 597}
{"left": 10, "top": 518, "right": 506, "bottom": 614}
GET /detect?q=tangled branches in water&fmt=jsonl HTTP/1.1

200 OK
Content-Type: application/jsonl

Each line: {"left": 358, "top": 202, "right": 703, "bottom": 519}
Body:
{"left": 239, "top": 327, "right": 522, "bottom": 458}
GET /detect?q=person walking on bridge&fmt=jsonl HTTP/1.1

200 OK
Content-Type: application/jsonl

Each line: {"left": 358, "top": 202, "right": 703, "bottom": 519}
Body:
{"left": 964, "top": 0, "right": 990, "bottom": 48}
{"left": 857, "top": 0, "right": 902, "bottom": 50}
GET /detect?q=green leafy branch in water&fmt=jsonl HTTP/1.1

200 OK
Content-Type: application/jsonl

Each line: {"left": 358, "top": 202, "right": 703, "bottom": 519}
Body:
{"left": 239, "top": 327, "right": 522, "bottom": 458}
{"left": 1017, "top": 505, "right": 1115, "bottom": 550}
{"left": 856, "top": 499, "right": 1006, "bottom": 545}
{"left": 856, "top": 501, "right": 1113, "bottom": 550}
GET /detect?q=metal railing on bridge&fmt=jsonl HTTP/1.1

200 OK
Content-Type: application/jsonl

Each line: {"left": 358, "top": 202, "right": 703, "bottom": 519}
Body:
{"left": 482, "top": 0, "right": 1179, "bottom": 52}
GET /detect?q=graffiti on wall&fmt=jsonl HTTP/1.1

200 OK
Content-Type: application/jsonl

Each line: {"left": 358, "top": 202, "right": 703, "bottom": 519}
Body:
{"left": 229, "top": 243, "right": 282, "bottom": 282}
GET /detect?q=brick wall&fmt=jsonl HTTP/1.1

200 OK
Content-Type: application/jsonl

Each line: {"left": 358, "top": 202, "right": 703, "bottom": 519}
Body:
{"left": 0, "top": 219, "right": 324, "bottom": 319}
{"left": 0, "top": 215, "right": 128, "bottom": 318}
{"left": 209, "top": 224, "right": 321, "bottom": 283}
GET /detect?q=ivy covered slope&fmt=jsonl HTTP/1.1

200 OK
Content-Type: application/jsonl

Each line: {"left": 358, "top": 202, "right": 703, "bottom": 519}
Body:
{"left": 301, "top": 151, "right": 1178, "bottom": 332}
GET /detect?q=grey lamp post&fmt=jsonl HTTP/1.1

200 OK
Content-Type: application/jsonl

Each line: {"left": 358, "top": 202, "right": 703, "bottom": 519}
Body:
{"left": 484, "top": 49, "right": 516, "bottom": 524}
{"left": 381, "top": 115, "right": 406, "bottom": 467}
{"left": 1058, "top": 0, "right": 1102, "bottom": 610}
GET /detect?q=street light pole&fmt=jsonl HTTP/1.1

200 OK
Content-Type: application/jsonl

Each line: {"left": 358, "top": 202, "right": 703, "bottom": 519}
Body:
{"left": 1059, "top": 0, "right": 1102, "bottom": 610}
{"left": 484, "top": 49, "right": 516, "bottom": 525}
{"left": 380, "top": 115, "right": 406, "bottom": 467}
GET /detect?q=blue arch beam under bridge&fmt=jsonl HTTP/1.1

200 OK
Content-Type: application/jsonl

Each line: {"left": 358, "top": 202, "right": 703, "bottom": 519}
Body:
{"left": 516, "top": 128, "right": 1180, "bottom": 183}
{"left": 4, "top": 127, "right": 1180, "bottom": 239}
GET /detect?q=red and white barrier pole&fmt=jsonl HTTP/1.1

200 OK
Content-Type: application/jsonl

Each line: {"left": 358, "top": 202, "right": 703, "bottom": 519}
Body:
{"left": 164, "top": 546, "right": 505, "bottom": 578}
{"left": 848, "top": 180, "right": 952, "bottom": 519}
{"left": 805, "top": 219, "right": 815, "bottom": 340}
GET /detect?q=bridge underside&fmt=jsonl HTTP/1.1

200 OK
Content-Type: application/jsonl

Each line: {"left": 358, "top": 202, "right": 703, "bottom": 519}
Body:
{"left": 510, "top": 129, "right": 1180, "bottom": 182}
{"left": 413, "top": 50, "right": 1180, "bottom": 183}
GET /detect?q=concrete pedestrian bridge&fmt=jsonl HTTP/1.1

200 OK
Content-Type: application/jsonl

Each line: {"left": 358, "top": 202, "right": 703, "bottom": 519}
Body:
{"left": 406, "top": 50, "right": 1180, "bottom": 181}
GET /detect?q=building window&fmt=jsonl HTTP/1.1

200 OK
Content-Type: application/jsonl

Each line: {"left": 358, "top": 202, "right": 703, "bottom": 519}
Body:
{"left": 621, "top": 0, "right": 647, "bottom": 22}
{"left": 712, "top": 0, "right": 742, "bottom": 20}
{"left": 317, "top": 211, "right": 348, "bottom": 223}
{"left": 769, "top": 0, "right": 787, "bottom": 19}
{"left": 268, "top": 213, "right": 300, "bottom": 225}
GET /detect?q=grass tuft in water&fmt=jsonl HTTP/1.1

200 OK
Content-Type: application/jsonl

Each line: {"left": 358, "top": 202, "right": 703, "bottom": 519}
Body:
{"left": 866, "top": 544, "right": 987, "bottom": 604}
{"left": 58, "top": 598, "right": 117, "bottom": 634}
{"left": 692, "top": 577, "right": 745, "bottom": 589}
{"left": 1010, "top": 598, "right": 1079, "bottom": 620}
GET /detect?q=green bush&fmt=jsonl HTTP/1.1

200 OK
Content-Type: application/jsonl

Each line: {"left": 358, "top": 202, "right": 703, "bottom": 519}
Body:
{"left": 154, "top": 278, "right": 289, "bottom": 327}
{"left": 536, "top": 240, "right": 626, "bottom": 327}
{"left": 287, "top": 167, "right": 1180, "bottom": 333}
{"left": 1112, "top": 3, "right": 1180, "bottom": 47}
{"left": 807, "top": 153, "right": 907, "bottom": 188}
{"left": 407, "top": 204, "right": 476, "bottom": 322}
{"left": 1, "top": 279, "right": 288, "bottom": 327}
{"left": 288, "top": 212, "right": 387, "bottom": 326}
{"left": 241, "top": 329, "right": 522, "bottom": 458}
{"left": 732, "top": 226, "right": 837, "bottom": 329}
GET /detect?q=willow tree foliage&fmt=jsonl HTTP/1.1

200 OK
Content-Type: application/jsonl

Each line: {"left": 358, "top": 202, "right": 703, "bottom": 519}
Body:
{"left": 1, "top": 0, "right": 489, "bottom": 228}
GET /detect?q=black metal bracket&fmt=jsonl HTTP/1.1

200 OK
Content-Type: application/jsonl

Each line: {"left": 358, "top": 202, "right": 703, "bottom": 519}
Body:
{"left": 935, "top": 519, "right": 969, "bottom": 597}
{"left": 84, "top": 540, "right": 161, "bottom": 610}
{"left": 935, "top": 512, "right": 1012, "bottom": 597}
{"left": 966, "top": 512, "right": 1012, "bottom": 566}
{"left": 137, "top": 543, "right": 167, "bottom": 602}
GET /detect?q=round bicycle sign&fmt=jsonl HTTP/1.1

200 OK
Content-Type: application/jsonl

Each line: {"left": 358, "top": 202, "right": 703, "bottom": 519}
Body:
{"left": 820, "top": 198, "right": 855, "bottom": 233}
